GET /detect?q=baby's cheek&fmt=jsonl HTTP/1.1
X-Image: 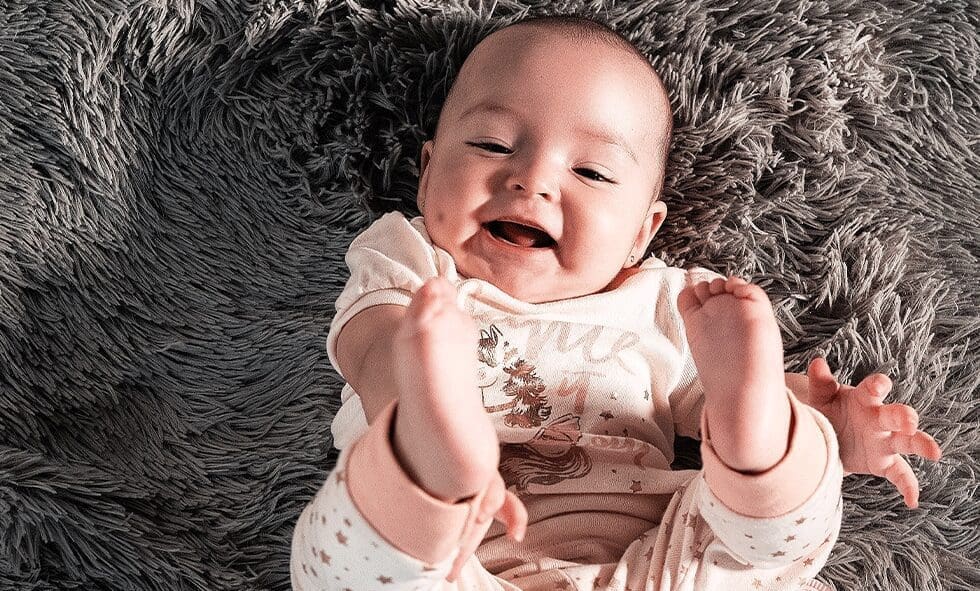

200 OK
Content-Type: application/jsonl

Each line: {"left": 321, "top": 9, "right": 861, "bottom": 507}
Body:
{"left": 428, "top": 209, "right": 448, "bottom": 226}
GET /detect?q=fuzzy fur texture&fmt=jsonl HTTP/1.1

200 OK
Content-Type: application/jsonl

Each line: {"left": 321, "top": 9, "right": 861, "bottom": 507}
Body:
{"left": 0, "top": 1, "right": 977, "bottom": 589}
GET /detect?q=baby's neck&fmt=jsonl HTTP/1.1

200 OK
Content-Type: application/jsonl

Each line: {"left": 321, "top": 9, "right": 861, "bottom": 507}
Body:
{"left": 455, "top": 266, "right": 637, "bottom": 301}
{"left": 453, "top": 263, "right": 637, "bottom": 300}
{"left": 600, "top": 266, "right": 642, "bottom": 294}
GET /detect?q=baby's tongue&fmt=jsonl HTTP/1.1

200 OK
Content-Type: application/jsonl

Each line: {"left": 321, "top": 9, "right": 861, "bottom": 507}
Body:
{"left": 495, "top": 221, "right": 547, "bottom": 248}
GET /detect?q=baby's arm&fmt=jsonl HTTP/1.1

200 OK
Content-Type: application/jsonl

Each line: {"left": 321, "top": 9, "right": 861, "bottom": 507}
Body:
{"left": 785, "top": 360, "right": 942, "bottom": 508}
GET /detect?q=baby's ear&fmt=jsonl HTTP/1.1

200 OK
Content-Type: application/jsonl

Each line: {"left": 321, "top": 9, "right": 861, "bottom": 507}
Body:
{"left": 630, "top": 200, "right": 667, "bottom": 263}
{"left": 419, "top": 140, "right": 434, "bottom": 177}
{"left": 417, "top": 140, "right": 435, "bottom": 211}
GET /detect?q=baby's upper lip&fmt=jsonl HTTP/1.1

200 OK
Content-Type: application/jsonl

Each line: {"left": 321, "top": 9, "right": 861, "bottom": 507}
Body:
{"left": 494, "top": 215, "right": 555, "bottom": 236}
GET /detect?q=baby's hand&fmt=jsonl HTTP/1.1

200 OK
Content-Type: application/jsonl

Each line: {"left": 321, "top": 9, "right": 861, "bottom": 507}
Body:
{"left": 446, "top": 472, "right": 527, "bottom": 582}
{"left": 805, "top": 357, "right": 942, "bottom": 508}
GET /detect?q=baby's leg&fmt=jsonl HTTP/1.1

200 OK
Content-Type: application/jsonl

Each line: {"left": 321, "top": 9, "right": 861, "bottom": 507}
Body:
{"left": 609, "top": 472, "right": 842, "bottom": 590}
{"left": 291, "top": 438, "right": 520, "bottom": 591}
{"left": 291, "top": 278, "right": 524, "bottom": 589}
{"left": 391, "top": 277, "right": 500, "bottom": 502}
{"left": 678, "top": 276, "right": 833, "bottom": 518}
{"left": 677, "top": 276, "right": 791, "bottom": 473}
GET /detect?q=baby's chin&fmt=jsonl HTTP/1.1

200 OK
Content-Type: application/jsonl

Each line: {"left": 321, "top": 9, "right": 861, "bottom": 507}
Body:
{"left": 456, "top": 259, "right": 613, "bottom": 304}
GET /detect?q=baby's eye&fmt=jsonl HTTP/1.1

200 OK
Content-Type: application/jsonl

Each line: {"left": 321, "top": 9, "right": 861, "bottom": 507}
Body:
{"left": 575, "top": 167, "right": 613, "bottom": 183}
{"left": 468, "top": 141, "right": 512, "bottom": 154}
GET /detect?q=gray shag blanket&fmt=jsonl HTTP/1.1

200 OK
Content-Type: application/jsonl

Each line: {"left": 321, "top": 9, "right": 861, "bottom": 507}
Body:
{"left": 1, "top": 1, "right": 977, "bottom": 589}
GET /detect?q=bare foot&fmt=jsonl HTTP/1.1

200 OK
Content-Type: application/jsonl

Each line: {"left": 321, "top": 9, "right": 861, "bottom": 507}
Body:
{"left": 391, "top": 277, "right": 500, "bottom": 501}
{"left": 677, "top": 276, "right": 791, "bottom": 472}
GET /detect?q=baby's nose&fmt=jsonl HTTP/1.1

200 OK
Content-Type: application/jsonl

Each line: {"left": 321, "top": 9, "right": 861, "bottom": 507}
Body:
{"left": 506, "top": 155, "right": 559, "bottom": 199}
{"left": 509, "top": 180, "right": 553, "bottom": 197}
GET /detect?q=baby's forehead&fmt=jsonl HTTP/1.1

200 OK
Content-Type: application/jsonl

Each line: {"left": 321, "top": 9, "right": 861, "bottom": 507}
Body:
{"left": 442, "top": 29, "right": 671, "bottom": 142}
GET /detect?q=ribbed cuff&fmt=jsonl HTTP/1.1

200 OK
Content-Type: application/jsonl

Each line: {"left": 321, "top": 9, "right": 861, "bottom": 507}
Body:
{"left": 344, "top": 400, "right": 479, "bottom": 564}
{"left": 700, "top": 389, "right": 831, "bottom": 517}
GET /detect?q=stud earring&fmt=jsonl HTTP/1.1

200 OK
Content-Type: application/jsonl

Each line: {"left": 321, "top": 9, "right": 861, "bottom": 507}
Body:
{"left": 629, "top": 255, "right": 636, "bottom": 264}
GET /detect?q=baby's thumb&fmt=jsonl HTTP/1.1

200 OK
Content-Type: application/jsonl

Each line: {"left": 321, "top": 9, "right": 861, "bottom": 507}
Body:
{"left": 806, "top": 357, "right": 838, "bottom": 403}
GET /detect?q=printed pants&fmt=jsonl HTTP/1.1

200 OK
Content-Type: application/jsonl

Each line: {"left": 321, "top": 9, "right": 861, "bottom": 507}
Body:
{"left": 291, "top": 406, "right": 843, "bottom": 590}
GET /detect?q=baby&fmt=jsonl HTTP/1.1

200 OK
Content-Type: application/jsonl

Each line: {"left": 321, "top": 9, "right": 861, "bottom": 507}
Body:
{"left": 291, "top": 15, "right": 941, "bottom": 591}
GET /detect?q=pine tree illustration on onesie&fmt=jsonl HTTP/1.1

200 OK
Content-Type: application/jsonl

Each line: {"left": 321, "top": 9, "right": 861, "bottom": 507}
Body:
{"left": 498, "top": 360, "right": 552, "bottom": 428}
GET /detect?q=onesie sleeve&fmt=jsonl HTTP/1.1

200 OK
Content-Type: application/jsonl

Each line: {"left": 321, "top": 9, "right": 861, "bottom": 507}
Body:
{"left": 666, "top": 267, "right": 724, "bottom": 439}
{"left": 326, "top": 212, "right": 451, "bottom": 378}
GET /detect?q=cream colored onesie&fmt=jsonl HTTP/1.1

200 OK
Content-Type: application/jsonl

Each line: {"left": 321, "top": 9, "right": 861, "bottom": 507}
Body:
{"left": 291, "top": 212, "right": 843, "bottom": 591}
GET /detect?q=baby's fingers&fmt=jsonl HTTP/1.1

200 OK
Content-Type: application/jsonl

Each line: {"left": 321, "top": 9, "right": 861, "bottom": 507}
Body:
{"left": 447, "top": 478, "right": 500, "bottom": 582}
{"left": 873, "top": 433, "right": 942, "bottom": 510}
{"left": 805, "top": 357, "right": 840, "bottom": 405}
{"left": 474, "top": 475, "right": 527, "bottom": 540}
{"left": 877, "top": 403, "right": 919, "bottom": 433}
{"left": 446, "top": 521, "right": 487, "bottom": 583}
{"left": 446, "top": 475, "right": 527, "bottom": 582}
{"left": 475, "top": 474, "right": 506, "bottom": 525}
{"left": 919, "top": 432, "right": 943, "bottom": 461}
{"left": 881, "top": 457, "right": 920, "bottom": 508}
{"left": 853, "top": 373, "right": 892, "bottom": 407}
{"left": 889, "top": 430, "right": 943, "bottom": 462}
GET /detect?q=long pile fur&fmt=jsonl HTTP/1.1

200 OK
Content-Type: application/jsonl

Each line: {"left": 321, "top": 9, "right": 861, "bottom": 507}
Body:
{"left": 1, "top": 1, "right": 977, "bottom": 589}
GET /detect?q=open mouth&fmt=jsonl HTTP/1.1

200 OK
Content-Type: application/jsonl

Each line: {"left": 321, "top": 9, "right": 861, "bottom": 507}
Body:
{"left": 484, "top": 220, "right": 556, "bottom": 249}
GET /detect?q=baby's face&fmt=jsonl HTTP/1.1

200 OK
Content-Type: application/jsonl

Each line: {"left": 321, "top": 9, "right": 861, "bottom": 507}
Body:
{"left": 417, "top": 27, "right": 670, "bottom": 303}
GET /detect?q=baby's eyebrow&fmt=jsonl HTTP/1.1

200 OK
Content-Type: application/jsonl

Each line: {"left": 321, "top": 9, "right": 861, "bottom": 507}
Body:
{"left": 456, "top": 101, "right": 516, "bottom": 122}
{"left": 578, "top": 127, "right": 639, "bottom": 165}
{"left": 456, "top": 101, "right": 640, "bottom": 164}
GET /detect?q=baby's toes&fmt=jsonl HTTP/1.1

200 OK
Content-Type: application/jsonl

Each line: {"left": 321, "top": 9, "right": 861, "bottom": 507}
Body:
{"left": 723, "top": 276, "right": 749, "bottom": 292}
{"left": 729, "top": 278, "right": 768, "bottom": 303}
{"left": 707, "top": 277, "right": 729, "bottom": 295}
{"left": 400, "top": 279, "right": 462, "bottom": 344}
{"left": 677, "top": 284, "right": 704, "bottom": 315}
{"left": 692, "top": 280, "right": 716, "bottom": 304}
{"left": 425, "top": 279, "right": 477, "bottom": 336}
{"left": 406, "top": 278, "right": 437, "bottom": 320}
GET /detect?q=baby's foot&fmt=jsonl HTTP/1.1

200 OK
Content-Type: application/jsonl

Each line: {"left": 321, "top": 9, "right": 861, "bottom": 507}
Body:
{"left": 392, "top": 277, "right": 500, "bottom": 501}
{"left": 677, "top": 276, "right": 791, "bottom": 472}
